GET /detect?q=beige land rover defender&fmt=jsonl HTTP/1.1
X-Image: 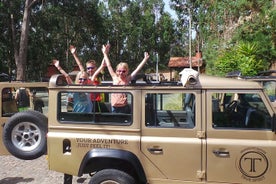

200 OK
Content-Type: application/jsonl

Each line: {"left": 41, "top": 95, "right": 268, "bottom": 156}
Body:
{"left": 1, "top": 69, "right": 276, "bottom": 184}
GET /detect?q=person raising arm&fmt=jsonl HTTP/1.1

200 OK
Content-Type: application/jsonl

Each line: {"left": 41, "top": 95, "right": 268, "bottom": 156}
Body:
{"left": 102, "top": 44, "right": 150, "bottom": 85}
{"left": 52, "top": 59, "right": 73, "bottom": 84}
{"left": 52, "top": 59, "right": 93, "bottom": 113}
{"left": 101, "top": 44, "right": 150, "bottom": 113}
{"left": 69, "top": 45, "right": 105, "bottom": 85}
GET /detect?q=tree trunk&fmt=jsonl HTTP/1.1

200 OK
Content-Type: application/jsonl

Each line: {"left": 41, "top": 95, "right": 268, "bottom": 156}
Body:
{"left": 10, "top": 13, "right": 19, "bottom": 70}
{"left": 16, "top": 0, "right": 32, "bottom": 81}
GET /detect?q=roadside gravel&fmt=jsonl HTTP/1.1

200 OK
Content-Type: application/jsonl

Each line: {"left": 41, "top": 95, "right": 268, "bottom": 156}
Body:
{"left": 0, "top": 155, "right": 90, "bottom": 184}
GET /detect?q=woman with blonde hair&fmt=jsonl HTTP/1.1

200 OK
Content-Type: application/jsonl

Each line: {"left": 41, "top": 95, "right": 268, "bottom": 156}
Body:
{"left": 101, "top": 44, "right": 150, "bottom": 113}
{"left": 53, "top": 59, "right": 92, "bottom": 112}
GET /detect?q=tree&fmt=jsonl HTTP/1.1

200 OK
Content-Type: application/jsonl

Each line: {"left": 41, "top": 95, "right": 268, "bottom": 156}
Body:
{"left": 194, "top": 0, "right": 276, "bottom": 75}
{"left": 4, "top": 0, "right": 104, "bottom": 81}
{"left": 29, "top": 0, "right": 104, "bottom": 80}
{"left": 102, "top": 0, "right": 176, "bottom": 75}
{"left": 1, "top": 0, "right": 176, "bottom": 81}
{"left": 11, "top": 0, "right": 39, "bottom": 81}
{"left": 214, "top": 42, "right": 269, "bottom": 76}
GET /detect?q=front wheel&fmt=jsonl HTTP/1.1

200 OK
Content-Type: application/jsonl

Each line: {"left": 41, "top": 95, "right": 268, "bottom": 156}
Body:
{"left": 89, "top": 169, "right": 136, "bottom": 184}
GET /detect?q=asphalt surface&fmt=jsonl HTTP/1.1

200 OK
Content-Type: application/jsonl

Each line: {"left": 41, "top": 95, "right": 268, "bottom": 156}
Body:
{"left": 0, "top": 155, "right": 90, "bottom": 184}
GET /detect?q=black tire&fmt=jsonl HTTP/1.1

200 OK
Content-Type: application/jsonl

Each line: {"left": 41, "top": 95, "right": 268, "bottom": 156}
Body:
{"left": 89, "top": 169, "right": 136, "bottom": 184}
{"left": 3, "top": 110, "right": 48, "bottom": 160}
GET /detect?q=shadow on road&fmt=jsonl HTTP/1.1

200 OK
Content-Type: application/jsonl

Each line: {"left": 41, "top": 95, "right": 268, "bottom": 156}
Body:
{"left": 0, "top": 177, "right": 34, "bottom": 184}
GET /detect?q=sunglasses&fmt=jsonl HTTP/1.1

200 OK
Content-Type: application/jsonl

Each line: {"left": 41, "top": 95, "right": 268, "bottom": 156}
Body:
{"left": 87, "top": 66, "right": 95, "bottom": 70}
{"left": 117, "top": 70, "right": 126, "bottom": 73}
{"left": 79, "top": 78, "right": 87, "bottom": 82}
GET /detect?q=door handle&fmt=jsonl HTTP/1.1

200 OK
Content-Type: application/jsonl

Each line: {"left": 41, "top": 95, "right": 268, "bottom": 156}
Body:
{"left": 213, "top": 150, "right": 230, "bottom": 157}
{"left": 147, "top": 147, "right": 163, "bottom": 154}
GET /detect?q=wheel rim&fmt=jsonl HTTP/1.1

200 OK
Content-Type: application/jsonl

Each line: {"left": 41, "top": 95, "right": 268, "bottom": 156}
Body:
{"left": 11, "top": 121, "right": 42, "bottom": 151}
{"left": 100, "top": 181, "right": 120, "bottom": 184}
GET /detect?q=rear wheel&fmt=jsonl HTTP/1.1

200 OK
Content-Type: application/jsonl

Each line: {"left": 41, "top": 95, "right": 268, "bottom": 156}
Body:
{"left": 3, "top": 110, "right": 47, "bottom": 160}
{"left": 89, "top": 169, "right": 136, "bottom": 184}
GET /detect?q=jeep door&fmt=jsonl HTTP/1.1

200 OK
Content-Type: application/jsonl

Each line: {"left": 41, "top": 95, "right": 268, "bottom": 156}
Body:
{"left": 207, "top": 90, "right": 276, "bottom": 184}
{"left": 141, "top": 90, "right": 204, "bottom": 182}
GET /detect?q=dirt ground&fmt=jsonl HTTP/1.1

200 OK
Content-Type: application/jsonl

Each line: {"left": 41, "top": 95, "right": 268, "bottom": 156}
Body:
{"left": 0, "top": 155, "right": 90, "bottom": 184}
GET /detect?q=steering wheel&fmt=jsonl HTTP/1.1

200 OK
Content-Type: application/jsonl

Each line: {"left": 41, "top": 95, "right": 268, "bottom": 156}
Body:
{"left": 226, "top": 100, "right": 238, "bottom": 113}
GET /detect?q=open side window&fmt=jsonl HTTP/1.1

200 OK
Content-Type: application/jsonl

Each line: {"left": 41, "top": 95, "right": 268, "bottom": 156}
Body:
{"left": 57, "top": 91, "right": 133, "bottom": 125}
{"left": 1, "top": 87, "right": 48, "bottom": 117}
{"left": 145, "top": 92, "right": 195, "bottom": 128}
{"left": 212, "top": 92, "right": 272, "bottom": 129}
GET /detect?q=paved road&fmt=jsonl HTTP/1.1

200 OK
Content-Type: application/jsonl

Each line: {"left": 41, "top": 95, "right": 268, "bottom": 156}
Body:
{"left": 0, "top": 155, "right": 90, "bottom": 184}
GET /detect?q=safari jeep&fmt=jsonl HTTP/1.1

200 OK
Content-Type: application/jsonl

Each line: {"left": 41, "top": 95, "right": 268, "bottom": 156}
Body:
{"left": 2, "top": 69, "right": 276, "bottom": 184}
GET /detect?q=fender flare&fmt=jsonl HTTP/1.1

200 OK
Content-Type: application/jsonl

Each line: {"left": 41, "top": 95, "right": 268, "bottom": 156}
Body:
{"left": 78, "top": 148, "right": 147, "bottom": 184}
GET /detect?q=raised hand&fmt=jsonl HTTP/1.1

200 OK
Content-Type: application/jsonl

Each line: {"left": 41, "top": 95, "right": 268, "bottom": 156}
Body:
{"left": 69, "top": 45, "right": 76, "bottom": 54}
{"left": 144, "top": 52, "right": 150, "bottom": 60}
{"left": 52, "top": 59, "right": 60, "bottom": 68}
{"left": 106, "top": 43, "right": 110, "bottom": 53}
{"left": 102, "top": 44, "right": 110, "bottom": 54}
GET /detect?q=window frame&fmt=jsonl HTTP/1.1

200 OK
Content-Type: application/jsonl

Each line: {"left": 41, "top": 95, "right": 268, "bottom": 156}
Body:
{"left": 144, "top": 91, "right": 196, "bottom": 129}
{"left": 56, "top": 91, "right": 133, "bottom": 126}
{"left": 210, "top": 90, "right": 273, "bottom": 130}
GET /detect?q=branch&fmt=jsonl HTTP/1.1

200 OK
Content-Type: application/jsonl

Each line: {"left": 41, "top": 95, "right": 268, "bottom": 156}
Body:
{"left": 27, "top": 0, "right": 39, "bottom": 9}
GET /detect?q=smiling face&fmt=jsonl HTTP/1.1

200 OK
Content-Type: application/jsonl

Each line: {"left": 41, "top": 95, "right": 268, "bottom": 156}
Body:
{"left": 86, "top": 60, "right": 97, "bottom": 76}
{"left": 116, "top": 62, "right": 129, "bottom": 79}
{"left": 76, "top": 71, "right": 88, "bottom": 85}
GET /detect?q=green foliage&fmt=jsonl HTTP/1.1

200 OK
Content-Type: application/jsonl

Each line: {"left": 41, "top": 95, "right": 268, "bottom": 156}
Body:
{"left": 163, "top": 93, "right": 183, "bottom": 110}
{"left": 214, "top": 42, "right": 269, "bottom": 76}
{"left": 1, "top": 0, "right": 276, "bottom": 80}
{"left": 214, "top": 48, "right": 239, "bottom": 76}
{"left": 91, "top": 0, "right": 177, "bottom": 76}
{"left": 200, "top": 39, "right": 221, "bottom": 75}
{"left": 192, "top": 0, "right": 275, "bottom": 75}
{"left": 0, "top": 0, "right": 177, "bottom": 81}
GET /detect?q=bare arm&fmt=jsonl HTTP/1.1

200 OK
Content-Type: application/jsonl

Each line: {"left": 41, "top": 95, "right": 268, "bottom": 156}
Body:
{"left": 130, "top": 52, "right": 150, "bottom": 79}
{"left": 52, "top": 59, "right": 73, "bottom": 84}
{"left": 14, "top": 90, "right": 19, "bottom": 100}
{"left": 90, "top": 58, "right": 106, "bottom": 82}
{"left": 26, "top": 88, "right": 33, "bottom": 97}
{"left": 70, "top": 45, "right": 85, "bottom": 72}
{"left": 102, "top": 44, "right": 116, "bottom": 78}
